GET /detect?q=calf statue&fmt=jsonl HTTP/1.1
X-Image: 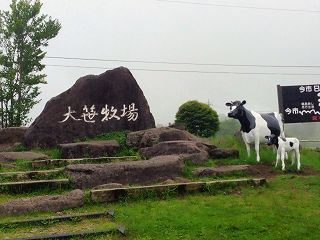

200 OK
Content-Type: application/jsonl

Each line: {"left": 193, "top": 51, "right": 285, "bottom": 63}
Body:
{"left": 226, "top": 100, "right": 285, "bottom": 162}
{"left": 265, "top": 134, "right": 301, "bottom": 171}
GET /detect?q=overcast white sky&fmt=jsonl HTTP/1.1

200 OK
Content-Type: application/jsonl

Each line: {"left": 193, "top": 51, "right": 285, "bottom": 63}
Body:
{"left": 1, "top": 0, "right": 320, "bottom": 125}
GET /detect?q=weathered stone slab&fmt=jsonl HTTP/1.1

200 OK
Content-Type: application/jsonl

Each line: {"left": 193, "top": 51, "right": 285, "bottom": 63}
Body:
{"left": 31, "top": 156, "right": 137, "bottom": 168}
{"left": 208, "top": 148, "right": 239, "bottom": 159}
{"left": 0, "top": 169, "right": 63, "bottom": 181}
{"left": 0, "top": 189, "right": 84, "bottom": 216}
{"left": 65, "top": 155, "right": 184, "bottom": 189}
{"left": 0, "top": 210, "right": 114, "bottom": 227}
{"left": 91, "top": 178, "right": 267, "bottom": 203}
{"left": 58, "top": 140, "right": 120, "bottom": 159}
{"left": 139, "top": 140, "right": 209, "bottom": 164}
{"left": 0, "top": 179, "right": 70, "bottom": 193}
{"left": 8, "top": 228, "right": 122, "bottom": 239}
{"left": 0, "top": 127, "right": 28, "bottom": 144}
{"left": 193, "top": 165, "right": 250, "bottom": 177}
{"left": 24, "top": 67, "right": 155, "bottom": 148}
{"left": 0, "top": 143, "right": 21, "bottom": 152}
{"left": 0, "top": 151, "right": 49, "bottom": 162}
{"left": 126, "top": 127, "right": 197, "bottom": 148}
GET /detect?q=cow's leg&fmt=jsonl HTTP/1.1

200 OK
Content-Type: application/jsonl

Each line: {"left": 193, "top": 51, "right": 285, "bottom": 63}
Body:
{"left": 254, "top": 138, "right": 260, "bottom": 162}
{"left": 281, "top": 150, "right": 285, "bottom": 171}
{"left": 296, "top": 149, "right": 301, "bottom": 171}
{"left": 244, "top": 142, "right": 251, "bottom": 158}
{"left": 242, "top": 134, "right": 251, "bottom": 158}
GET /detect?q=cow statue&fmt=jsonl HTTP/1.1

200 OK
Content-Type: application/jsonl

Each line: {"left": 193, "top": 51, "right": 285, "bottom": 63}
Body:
{"left": 225, "top": 100, "right": 285, "bottom": 162}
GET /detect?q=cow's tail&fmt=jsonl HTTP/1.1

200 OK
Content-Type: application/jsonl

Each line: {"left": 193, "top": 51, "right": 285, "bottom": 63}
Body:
{"left": 275, "top": 112, "right": 285, "bottom": 138}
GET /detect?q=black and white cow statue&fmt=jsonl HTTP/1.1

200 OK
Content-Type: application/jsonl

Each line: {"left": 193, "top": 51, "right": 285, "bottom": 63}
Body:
{"left": 226, "top": 100, "right": 285, "bottom": 162}
{"left": 265, "top": 134, "right": 300, "bottom": 171}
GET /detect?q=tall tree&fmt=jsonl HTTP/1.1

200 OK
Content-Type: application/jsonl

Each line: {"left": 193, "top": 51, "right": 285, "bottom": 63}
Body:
{"left": 0, "top": 0, "right": 61, "bottom": 128}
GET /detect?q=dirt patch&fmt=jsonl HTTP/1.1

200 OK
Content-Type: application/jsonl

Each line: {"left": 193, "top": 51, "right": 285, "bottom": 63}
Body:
{"left": 247, "top": 164, "right": 319, "bottom": 178}
{"left": 247, "top": 164, "right": 278, "bottom": 178}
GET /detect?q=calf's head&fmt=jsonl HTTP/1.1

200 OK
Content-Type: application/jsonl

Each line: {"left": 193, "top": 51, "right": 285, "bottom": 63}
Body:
{"left": 265, "top": 134, "right": 278, "bottom": 146}
{"left": 225, "top": 100, "right": 246, "bottom": 119}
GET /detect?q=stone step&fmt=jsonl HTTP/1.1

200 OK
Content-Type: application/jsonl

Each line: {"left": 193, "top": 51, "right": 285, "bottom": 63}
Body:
{"left": 0, "top": 179, "right": 70, "bottom": 193}
{"left": 0, "top": 189, "right": 83, "bottom": 216}
{"left": 66, "top": 155, "right": 184, "bottom": 189}
{"left": 0, "top": 151, "right": 49, "bottom": 162}
{"left": 8, "top": 227, "right": 124, "bottom": 240}
{"left": 58, "top": 140, "right": 120, "bottom": 159}
{"left": 0, "top": 169, "right": 64, "bottom": 181}
{"left": 192, "top": 165, "right": 250, "bottom": 177}
{"left": 0, "top": 210, "right": 114, "bottom": 228}
{"left": 91, "top": 178, "right": 266, "bottom": 203}
{"left": 31, "top": 156, "right": 138, "bottom": 168}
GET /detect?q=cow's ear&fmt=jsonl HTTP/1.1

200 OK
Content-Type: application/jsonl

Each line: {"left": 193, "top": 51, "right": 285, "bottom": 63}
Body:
{"left": 241, "top": 100, "right": 246, "bottom": 105}
{"left": 264, "top": 136, "right": 269, "bottom": 139}
{"left": 225, "top": 102, "right": 232, "bottom": 107}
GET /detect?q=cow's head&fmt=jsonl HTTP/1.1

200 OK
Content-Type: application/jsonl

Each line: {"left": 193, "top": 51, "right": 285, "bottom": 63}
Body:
{"left": 264, "top": 134, "right": 278, "bottom": 146}
{"left": 225, "top": 100, "right": 246, "bottom": 119}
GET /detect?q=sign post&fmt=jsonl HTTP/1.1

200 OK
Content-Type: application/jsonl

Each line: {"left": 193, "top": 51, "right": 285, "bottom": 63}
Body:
{"left": 277, "top": 84, "right": 320, "bottom": 123}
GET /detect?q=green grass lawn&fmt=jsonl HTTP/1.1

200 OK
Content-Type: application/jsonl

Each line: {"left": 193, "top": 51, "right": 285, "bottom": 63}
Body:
{"left": 73, "top": 175, "right": 319, "bottom": 240}
{"left": 2, "top": 175, "right": 316, "bottom": 240}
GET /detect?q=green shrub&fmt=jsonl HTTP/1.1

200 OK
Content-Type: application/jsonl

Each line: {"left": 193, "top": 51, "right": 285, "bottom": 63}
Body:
{"left": 175, "top": 100, "right": 219, "bottom": 137}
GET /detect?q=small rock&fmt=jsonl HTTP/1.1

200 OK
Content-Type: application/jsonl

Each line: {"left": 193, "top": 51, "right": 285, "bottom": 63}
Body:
{"left": 92, "top": 183, "right": 123, "bottom": 190}
{"left": 161, "top": 179, "right": 175, "bottom": 185}
{"left": 193, "top": 165, "right": 250, "bottom": 177}
{"left": 208, "top": 148, "right": 239, "bottom": 159}
{"left": 173, "top": 177, "right": 191, "bottom": 183}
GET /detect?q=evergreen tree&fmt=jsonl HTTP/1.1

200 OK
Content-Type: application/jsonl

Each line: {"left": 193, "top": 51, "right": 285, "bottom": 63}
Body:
{"left": 0, "top": 0, "right": 61, "bottom": 128}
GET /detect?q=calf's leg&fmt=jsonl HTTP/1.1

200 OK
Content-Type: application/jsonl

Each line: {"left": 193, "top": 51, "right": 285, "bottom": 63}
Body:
{"left": 281, "top": 150, "right": 286, "bottom": 171}
{"left": 291, "top": 151, "right": 296, "bottom": 165}
{"left": 275, "top": 153, "right": 280, "bottom": 168}
{"left": 295, "top": 149, "right": 301, "bottom": 171}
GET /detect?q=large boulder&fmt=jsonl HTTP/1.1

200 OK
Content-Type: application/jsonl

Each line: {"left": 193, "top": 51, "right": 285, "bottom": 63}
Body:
{"left": 0, "top": 189, "right": 84, "bottom": 216}
{"left": 139, "top": 140, "right": 210, "bottom": 164}
{"left": 126, "top": 127, "right": 197, "bottom": 148}
{"left": 65, "top": 155, "right": 184, "bottom": 189}
{"left": 24, "top": 67, "right": 155, "bottom": 147}
{"left": 58, "top": 140, "right": 120, "bottom": 159}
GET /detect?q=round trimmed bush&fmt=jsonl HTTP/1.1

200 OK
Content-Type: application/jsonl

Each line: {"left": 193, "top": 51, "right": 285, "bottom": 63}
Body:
{"left": 175, "top": 100, "right": 219, "bottom": 137}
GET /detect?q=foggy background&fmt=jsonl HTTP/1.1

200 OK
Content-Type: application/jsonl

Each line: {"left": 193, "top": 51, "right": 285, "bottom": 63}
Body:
{"left": 0, "top": 0, "right": 319, "bottom": 144}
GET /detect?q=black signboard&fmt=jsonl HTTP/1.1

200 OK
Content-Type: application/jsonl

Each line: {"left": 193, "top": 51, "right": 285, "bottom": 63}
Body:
{"left": 277, "top": 84, "right": 320, "bottom": 123}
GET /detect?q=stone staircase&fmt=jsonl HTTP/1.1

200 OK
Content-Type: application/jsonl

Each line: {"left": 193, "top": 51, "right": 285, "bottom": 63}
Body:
{"left": 0, "top": 127, "right": 266, "bottom": 239}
